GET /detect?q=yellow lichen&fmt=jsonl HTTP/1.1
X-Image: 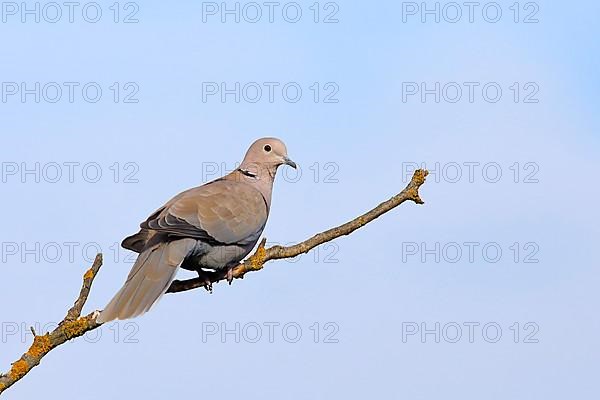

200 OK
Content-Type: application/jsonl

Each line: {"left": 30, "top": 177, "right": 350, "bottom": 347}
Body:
{"left": 413, "top": 169, "right": 428, "bottom": 185}
{"left": 249, "top": 246, "right": 267, "bottom": 271}
{"left": 61, "top": 318, "right": 89, "bottom": 339}
{"left": 83, "top": 268, "right": 94, "bottom": 280}
{"left": 28, "top": 334, "right": 52, "bottom": 358}
{"left": 8, "top": 360, "right": 28, "bottom": 380}
{"left": 0, "top": 382, "right": 6, "bottom": 391}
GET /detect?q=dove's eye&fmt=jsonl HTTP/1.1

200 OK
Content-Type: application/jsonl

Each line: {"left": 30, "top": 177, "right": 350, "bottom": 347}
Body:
{"left": 264, "top": 145, "right": 272, "bottom": 152}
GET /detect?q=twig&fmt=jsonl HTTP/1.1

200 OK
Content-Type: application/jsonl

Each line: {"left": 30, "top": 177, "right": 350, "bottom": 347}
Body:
{"left": 0, "top": 169, "right": 428, "bottom": 395}
{"left": 167, "top": 169, "right": 429, "bottom": 293}
{"left": 0, "top": 254, "right": 103, "bottom": 395}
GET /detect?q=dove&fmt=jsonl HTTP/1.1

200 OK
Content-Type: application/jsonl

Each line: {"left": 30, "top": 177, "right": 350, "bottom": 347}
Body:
{"left": 97, "top": 138, "right": 296, "bottom": 323}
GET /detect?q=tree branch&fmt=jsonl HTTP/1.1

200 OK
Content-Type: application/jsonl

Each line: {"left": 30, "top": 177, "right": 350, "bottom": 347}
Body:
{"left": 0, "top": 254, "right": 103, "bottom": 394}
{"left": 0, "top": 169, "right": 428, "bottom": 395}
{"left": 168, "top": 169, "right": 429, "bottom": 292}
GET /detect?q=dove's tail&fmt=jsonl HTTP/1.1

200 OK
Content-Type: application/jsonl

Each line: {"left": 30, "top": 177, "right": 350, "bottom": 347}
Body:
{"left": 97, "top": 238, "right": 196, "bottom": 323}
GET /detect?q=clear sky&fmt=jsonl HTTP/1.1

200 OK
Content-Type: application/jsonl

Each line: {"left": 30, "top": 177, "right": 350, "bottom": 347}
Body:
{"left": 1, "top": 1, "right": 599, "bottom": 399}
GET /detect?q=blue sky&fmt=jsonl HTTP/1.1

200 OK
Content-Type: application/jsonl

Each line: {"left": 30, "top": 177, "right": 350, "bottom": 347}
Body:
{"left": 1, "top": 1, "right": 599, "bottom": 398}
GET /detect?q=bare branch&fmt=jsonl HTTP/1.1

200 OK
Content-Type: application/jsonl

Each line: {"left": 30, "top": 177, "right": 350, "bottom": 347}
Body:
{"left": 0, "top": 254, "right": 104, "bottom": 395}
{"left": 167, "top": 169, "right": 429, "bottom": 293}
{"left": 0, "top": 169, "right": 428, "bottom": 395}
{"left": 65, "top": 254, "right": 103, "bottom": 321}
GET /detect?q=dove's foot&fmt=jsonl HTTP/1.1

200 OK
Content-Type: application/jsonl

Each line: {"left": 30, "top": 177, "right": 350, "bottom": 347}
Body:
{"left": 196, "top": 269, "right": 215, "bottom": 293}
{"left": 226, "top": 267, "right": 234, "bottom": 285}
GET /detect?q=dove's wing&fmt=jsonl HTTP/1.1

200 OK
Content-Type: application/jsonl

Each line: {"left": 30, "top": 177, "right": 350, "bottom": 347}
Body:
{"left": 142, "top": 180, "right": 269, "bottom": 246}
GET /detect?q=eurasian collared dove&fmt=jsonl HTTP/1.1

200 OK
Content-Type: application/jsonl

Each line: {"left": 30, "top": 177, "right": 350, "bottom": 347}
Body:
{"left": 97, "top": 138, "right": 296, "bottom": 323}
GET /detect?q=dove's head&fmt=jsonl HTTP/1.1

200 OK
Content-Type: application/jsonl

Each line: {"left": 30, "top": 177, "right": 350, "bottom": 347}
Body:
{"left": 240, "top": 137, "right": 297, "bottom": 173}
{"left": 236, "top": 137, "right": 296, "bottom": 206}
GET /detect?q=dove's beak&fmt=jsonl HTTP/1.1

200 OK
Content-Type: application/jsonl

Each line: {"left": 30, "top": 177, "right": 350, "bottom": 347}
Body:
{"left": 283, "top": 156, "right": 297, "bottom": 169}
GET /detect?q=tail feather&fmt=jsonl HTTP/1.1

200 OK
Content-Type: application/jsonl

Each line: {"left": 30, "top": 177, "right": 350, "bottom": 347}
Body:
{"left": 97, "top": 239, "right": 195, "bottom": 323}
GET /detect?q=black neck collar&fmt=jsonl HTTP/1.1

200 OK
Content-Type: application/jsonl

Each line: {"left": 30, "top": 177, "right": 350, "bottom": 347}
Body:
{"left": 238, "top": 168, "right": 257, "bottom": 178}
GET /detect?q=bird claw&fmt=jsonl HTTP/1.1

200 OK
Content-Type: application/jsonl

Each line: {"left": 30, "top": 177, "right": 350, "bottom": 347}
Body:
{"left": 227, "top": 268, "right": 234, "bottom": 285}
{"left": 196, "top": 269, "right": 215, "bottom": 294}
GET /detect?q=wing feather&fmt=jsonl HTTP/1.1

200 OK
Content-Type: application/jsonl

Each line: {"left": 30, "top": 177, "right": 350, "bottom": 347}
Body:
{"left": 140, "top": 180, "right": 268, "bottom": 245}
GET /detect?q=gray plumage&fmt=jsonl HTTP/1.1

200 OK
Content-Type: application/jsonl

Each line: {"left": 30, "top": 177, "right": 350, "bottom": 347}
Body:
{"left": 97, "top": 138, "right": 296, "bottom": 323}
